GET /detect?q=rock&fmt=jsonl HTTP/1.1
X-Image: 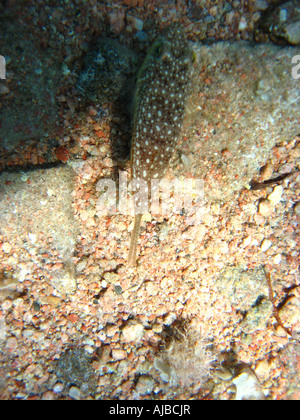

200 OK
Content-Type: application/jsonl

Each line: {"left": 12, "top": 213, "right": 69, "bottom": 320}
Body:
{"left": 135, "top": 375, "right": 155, "bottom": 396}
{"left": 260, "top": 239, "right": 272, "bottom": 252}
{"left": 267, "top": 185, "right": 283, "bottom": 205}
{"left": 255, "top": 0, "right": 269, "bottom": 11}
{"left": 241, "top": 299, "right": 273, "bottom": 333}
{"left": 5, "top": 336, "right": 18, "bottom": 350}
{"left": 294, "top": 202, "right": 300, "bottom": 216}
{"left": 0, "top": 271, "right": 19, "bottom": 300}
{"left": 273, "top": 253, "right": 282, "bottom": 264}
{"left": 2, "top": 242, "right": 12, "bottom": 253}
{"left": 69, "top": 386, "right": 81, "bottom": 400}
{"left": 41, "top": 391, "right": 55, "bottom": 400}
{"left": 0, "top": 83, "right": 10, "bottom": 95}
{"left": 51, "top": 262, "right": 77, "bottom": 295}
{"left": 255, "top": 359, "right": 271, "bottom": 382}
{"left": 112, "top": 348, "right": 127, "bottom": 360}
{"left": 121, "top": 321, "right": 144, "bottom": 343}
{"left": 284, "top": 20, "right": 300, "bottom": 45}
{"left": 108, "top": 8, "right": 125, "bottom": 34}
{"left": 258, "top": 200, "right": 274, "bottom": 217}
{"left": 217, "top": 266, "right": 270, "bottom": 313}
{"left": 260, "top": 163, "right": 274, "bottom": 181}
{"left": 233, "top": 368, "right": 265, "bottom": 400}
{"left": 127, "top": 15, "right": 144, "bottom": 31}
{"left": 123, "top": 0, "right": 143, "bottom": 8}
{"left": 135, "top": 31, "right": 148, "bottom": 42}
{"left": 103, "top": 272, "right": 119, "bottom": 285}
{"left": 0, "top": 319, "right": 7, "bottom": 340}
{"left": 256, "top": 0, "right": 300, "bottom": 45}
{"left": 53, "top": 383, "right": 64, "bottom": 394}
{"left": 54, "top": 348, "right": 96, "bottom": 394}
{"left": 238, "top": 17, "right": 247, "bottom": 31}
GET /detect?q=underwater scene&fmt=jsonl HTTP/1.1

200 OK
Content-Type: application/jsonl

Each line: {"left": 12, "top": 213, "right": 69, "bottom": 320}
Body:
{"left": 0, "top": 0, "right": 299, "bottom": 400}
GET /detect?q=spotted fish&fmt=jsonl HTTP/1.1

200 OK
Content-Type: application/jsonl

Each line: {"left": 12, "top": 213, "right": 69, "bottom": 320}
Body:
{"left": 128, "top": 23, "right": 194, "bottom": 265}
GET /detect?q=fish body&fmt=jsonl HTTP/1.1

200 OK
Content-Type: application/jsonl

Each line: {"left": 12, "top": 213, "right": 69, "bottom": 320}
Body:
{"left": 128, "top": 23, "right": 194, "bottom": 265}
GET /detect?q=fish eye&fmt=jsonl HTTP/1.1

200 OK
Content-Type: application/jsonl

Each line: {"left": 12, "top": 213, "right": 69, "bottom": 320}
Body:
{"left": 153, "top": 42, "right": 162, "bottom": 58}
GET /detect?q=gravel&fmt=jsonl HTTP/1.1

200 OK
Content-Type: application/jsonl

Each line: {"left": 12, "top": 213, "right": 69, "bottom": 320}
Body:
{"left": 0, "top": 0, "right": 299, "bottom": 401}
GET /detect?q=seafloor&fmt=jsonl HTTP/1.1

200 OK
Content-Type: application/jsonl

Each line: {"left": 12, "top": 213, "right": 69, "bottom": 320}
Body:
{"left": 0, "top": 0, "right": 299, "bottom": 400}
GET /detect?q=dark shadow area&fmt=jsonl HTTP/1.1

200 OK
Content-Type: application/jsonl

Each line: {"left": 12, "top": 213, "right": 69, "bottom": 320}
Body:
{"left": 75, "top": 34, "right": 145, "bottom": 184}
{"left": 0, "top": 3, "right": 145, "bottom": 179}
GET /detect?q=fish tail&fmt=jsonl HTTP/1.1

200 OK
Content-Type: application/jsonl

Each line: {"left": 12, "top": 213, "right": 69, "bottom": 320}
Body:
{"left": 128, "top": 213, "right": 143, "bottom": 266}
